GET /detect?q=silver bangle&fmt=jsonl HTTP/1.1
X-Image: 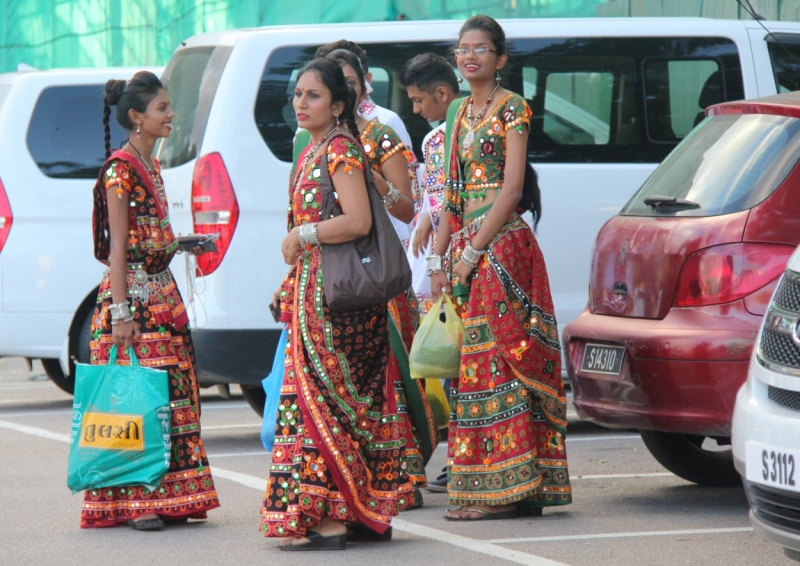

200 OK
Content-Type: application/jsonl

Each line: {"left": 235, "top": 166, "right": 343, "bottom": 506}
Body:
{"left": 382, "top": 183, "right": 401, "bottom": 210}
{"left": 460, "top": 243, "right": 485, "bottom": 269}
{"left": 108, "top": 301, "right": 131, "bottom": 321}
{"left": 426, "top": 254, "right": 443, "bottom": 275}
{"left": 298, "top": 223, "right": 320, "bottom": 250}
{"left": 310, "top": 223, "right": 320, "bottom": 247}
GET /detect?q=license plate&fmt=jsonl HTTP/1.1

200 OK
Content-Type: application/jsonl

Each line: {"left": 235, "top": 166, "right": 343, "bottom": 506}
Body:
{"left": 746, "top": 441, "right": 800, "bottom": 493}
{"left": 581, "top": 343, "right": 625, "bottom": 376}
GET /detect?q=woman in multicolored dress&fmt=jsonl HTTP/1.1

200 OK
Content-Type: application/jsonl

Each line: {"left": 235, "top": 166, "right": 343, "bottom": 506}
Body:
{"left": 85, "top": 72, "right": 220, "bottom": 530}
{"left": 429, "top": 16, "right": 572, "bottom": 520}
{"left": 262, "top": 58, "right": 412, "bottom": 550}
{"left": 324, "top": 48, "right": 437, "bottom": 507}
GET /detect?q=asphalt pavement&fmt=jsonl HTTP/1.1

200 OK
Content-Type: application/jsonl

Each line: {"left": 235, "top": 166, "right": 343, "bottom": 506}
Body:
{"left": 0, "top": 356, "right": 792, "bottom": 565}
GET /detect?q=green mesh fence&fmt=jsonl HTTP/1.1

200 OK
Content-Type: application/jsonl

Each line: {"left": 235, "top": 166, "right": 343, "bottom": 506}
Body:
{"left": 0, "top": 0, "right": 795, "bottom": 74}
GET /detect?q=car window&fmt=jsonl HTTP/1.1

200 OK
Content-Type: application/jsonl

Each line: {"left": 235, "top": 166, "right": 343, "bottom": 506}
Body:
{"left": 156, "top": 45, "right": 232, "bottom": 169}
{"left": 621, "top": 114, "right": 800, "bottom": 217}
{"left": 256, "top": 37, "right": 743, "bottom": 165}
{"left": 767, "top": 34, "right": 800, "bottom": 93}
{"left": 644, "top": 58, "right": 723, "bottom": 142}
{"left": 26, "top": 85, "right": 129, "bottom": 179}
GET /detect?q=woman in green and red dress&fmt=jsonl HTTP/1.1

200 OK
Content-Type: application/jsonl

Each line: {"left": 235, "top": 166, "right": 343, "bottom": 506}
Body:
{"left": 84, "top": 72, "right": 220, "bottom": 530}
{"left": 429, "top": 16, "right": 572, "bottom": 520}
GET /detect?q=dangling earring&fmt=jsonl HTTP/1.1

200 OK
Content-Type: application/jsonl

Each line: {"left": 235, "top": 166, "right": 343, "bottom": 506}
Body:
{"left": 136, "top": 123, "right": 141, "bottom": 138}
{"left": 335, "top": 115, "right": 341, "bottom": 127}
{"left": 457, "top": 77, "right": 463, "bottom": 84}
{"left": 496, "top": 71, "right": 501, "bottom": 85}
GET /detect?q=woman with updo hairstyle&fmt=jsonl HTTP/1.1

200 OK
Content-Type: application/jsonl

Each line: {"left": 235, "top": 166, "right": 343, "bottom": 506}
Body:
{"left": 260, "top": 57, "right": 411, "bottom": 551}
{"left": 430, "top": 15, "right": 572, "bottom": 520}
{"left": 83, "top": 71, "right": 221, "bottom": 530}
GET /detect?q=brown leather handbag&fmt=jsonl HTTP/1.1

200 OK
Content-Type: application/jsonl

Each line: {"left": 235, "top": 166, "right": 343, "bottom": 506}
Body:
{"left": 318, "top": 134, "right": 412, "bottom": 312}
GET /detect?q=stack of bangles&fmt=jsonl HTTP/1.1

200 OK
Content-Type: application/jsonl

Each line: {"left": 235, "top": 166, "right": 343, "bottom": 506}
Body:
{"left": 382, "top": 182, "right": 401, "bottom": 210}
{"left": 459, "top": 243, "right": 485, "bottom": 269}
{"left": 109, "top": 301, "right": 134, "bottom": 325}
{"left": 297, "top": 223, "right": 321, "bottom": 251}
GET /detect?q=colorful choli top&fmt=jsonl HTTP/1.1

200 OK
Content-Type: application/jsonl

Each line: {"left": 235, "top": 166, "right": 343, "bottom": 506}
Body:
{"left": 421, "top": 123, "right": 446, "bottom": 233}
{"left": 360, "top": 120, "right": 421, "bottom": 211}
{"left": 92, "top": 151, "right": 187, "bottom": 328}
{"left": 446, "top": 92, "right": 532, "bottom": 233}
{"left": 280, "top": 136, "right": 365, "bottom": 320}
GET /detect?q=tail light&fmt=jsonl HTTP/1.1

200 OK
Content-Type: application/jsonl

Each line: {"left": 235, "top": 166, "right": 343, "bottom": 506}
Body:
{"left": 0, "top": 177, "right": 11, "bottom": 253}
{"left": 191, "top": 153, "right": 239, "bottom": 276}
{"left": 674, "top": 243, "right": 793, "bottom": 308}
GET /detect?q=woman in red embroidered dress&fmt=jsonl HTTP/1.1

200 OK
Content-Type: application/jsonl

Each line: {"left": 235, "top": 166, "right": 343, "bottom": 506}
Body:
{"left": 84, "top": 72, "right": 220, "bottom": 530}
{"left": 261, "top": 58, "right": 410, "bottom": 551}
{"left": 430, "top": 16, "right": 572, "bottom": 520}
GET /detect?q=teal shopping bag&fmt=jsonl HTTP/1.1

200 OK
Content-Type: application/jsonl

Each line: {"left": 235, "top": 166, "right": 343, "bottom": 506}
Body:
{"left": 261, "top": 327, "right": 287, "bottom": 451}
{"left": 67, "top": 345, "right": 171, "bottom": 494}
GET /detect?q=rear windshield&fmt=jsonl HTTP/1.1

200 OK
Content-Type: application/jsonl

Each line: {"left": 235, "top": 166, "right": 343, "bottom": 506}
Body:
{"left": 621, "top": 114, "right": 800, "bottom": 217}
{"left": 156, "top": 45, "right": 231, "bottom": 169}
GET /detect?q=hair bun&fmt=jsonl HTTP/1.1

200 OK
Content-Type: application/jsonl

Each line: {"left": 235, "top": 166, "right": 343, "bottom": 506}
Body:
{"left": 104, "top": 79, "right": 126, "bottom": 106}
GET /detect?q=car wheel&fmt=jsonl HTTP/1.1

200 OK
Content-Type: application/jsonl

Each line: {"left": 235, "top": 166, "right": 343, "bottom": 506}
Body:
{"left": 639, "top": 429, "right": 741, "bottom": 487}
{"left": 240, "top": 383, "right": 266, "bottom": 417}
{"left": 41, "top": 358, "right": 74, "bottom": 395}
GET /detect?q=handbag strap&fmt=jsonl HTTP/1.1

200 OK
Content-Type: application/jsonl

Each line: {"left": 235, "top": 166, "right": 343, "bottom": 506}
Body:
{"left": 318, "top": 132, "right": 376, "bottom": 219}
{"left": 107, "top": 345, "right": 140, "bottom": 366}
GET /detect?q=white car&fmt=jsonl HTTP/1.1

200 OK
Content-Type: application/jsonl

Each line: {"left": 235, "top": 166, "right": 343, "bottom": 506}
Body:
{"left": 0, "top": 66, "right": 163, "bottom": 392}
{"left": 733, "top": 246, "right": 800, "bottom": 562}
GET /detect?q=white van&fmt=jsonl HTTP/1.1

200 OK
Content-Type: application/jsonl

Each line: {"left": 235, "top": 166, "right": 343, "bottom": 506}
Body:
{"left": 0, "top": 67, "right": 162, "bottom": 393}
{"left": 5, "top": 18, "right": 800, "bottom": 412}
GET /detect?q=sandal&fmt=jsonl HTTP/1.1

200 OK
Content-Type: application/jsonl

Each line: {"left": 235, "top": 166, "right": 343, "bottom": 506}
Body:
{"left": 443, "top": 507, "right": 518, "bottom": 522}
{"left": 346, "top": 524, "right": 392, "bottom": 542}
{"left": 278, "top": 531, "right": 347, "bottom": 551}
{"left": 128, "top": 516, "right": 164, "bottom": 531}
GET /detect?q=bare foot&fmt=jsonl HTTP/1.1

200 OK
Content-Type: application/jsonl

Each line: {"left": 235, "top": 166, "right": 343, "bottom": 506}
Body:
{"left": 444, "top": 504, "right": 516, "bottom": 520}
{"left": 280, "top": 517, "right": 347, "bottom": 547}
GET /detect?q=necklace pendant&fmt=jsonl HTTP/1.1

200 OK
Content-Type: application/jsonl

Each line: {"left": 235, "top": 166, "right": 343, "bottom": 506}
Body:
{"left": 463, "top": 129, "right": 475, "bottom": 149}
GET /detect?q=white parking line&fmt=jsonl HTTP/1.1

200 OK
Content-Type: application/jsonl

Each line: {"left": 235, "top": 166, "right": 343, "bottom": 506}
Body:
{"left": 572, "top": 472, "right": 674, "bottom": 480}
{"left": 566, "top": 434, "right": 641, "bottom": 442}
{"left": 0, "top": 418, "right": 568, "bottom": 566}
{"left": 203, "top": 424, "right": 262, "bottom": 431}
{"left": 487, "top": 526, "right": 754, "bottom": 544}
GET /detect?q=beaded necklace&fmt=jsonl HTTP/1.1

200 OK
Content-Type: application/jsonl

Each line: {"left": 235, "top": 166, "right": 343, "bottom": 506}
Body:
{"left": 462, "top": 84, "right": 500, "bottom": 149}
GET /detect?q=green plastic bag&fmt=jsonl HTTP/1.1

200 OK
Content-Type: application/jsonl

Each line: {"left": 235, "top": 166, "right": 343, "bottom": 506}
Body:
{"left": 409, "top": 294, "right": 464, "bottom": 380}
{"left": 67, "top": 345, "right": 171, "bottom": 494}
{"left": 425, "top": 377, "right": 451, "bottom": 430}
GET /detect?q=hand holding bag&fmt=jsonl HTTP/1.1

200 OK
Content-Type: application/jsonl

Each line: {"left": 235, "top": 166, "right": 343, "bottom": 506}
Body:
{"left": 318, "top": 134, "right": 412, "bottom": 312}
{"left": 409, "top": 294, "right": 464, "bottom": 380}
{"left": 67, "top": 346, "right": 171, "bottom": 493}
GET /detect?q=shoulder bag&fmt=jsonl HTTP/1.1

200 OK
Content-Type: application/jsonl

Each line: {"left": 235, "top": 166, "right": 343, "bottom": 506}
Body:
{"left": 318, "top": 133, "right": 412, "bottom": 312}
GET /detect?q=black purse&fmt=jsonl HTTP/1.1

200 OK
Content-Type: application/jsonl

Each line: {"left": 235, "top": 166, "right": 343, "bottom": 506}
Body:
{"left": 318, "top": 134, "right": 412, "bottom": 312}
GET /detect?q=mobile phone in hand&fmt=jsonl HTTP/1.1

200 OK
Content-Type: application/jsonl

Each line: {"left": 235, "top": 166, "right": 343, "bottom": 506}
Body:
{"left": 268, "top": 302, "right": 281, "bottom": 323}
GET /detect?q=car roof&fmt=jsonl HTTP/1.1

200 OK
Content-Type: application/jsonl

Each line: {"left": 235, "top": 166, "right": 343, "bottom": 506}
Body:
{"left": 0, "top": 66, "right": 164, "bottom": 87}
{"left": 182, "top": 17, "right": 800, "bottom": 47}
{"left": 708, "top": 92, "right": 800, "bottom": 118}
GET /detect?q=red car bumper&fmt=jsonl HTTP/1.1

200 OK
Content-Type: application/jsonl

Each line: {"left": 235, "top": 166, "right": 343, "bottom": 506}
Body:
{"left": 564, "top": 302, "right": 760, "bottom": 437}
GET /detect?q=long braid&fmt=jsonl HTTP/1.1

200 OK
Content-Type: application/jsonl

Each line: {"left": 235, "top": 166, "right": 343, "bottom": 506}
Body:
{"left": 103, "top": 97, "right": 112, "bottom": 159}
{"left": 343, "top": 88, "right": 360, "bottom": 138}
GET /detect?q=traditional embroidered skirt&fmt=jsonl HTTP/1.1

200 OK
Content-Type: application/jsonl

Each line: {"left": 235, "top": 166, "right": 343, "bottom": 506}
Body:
{"left": 81, "top": 275, "right": 220, "bottom": 527}
{"left": 260, "top": 252, "right": 413, "bottom": 537}
{"left": 447, "top": 207, "right": 572, "bottom": 508}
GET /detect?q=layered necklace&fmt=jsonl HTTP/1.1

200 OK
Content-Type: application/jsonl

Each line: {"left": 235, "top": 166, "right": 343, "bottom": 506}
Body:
{"left": 293, "top": 124, "right": 340, "bottom": 191}
{"left": 462, "top": 83, "right": 500, "bottom": 150}
{"left": 128, "top": 140, "right": 167, "bottom": 209}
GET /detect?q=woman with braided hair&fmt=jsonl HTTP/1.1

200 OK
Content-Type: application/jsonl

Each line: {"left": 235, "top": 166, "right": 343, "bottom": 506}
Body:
{"left": 83, "top": 71, "right": 220, "bottom": 530}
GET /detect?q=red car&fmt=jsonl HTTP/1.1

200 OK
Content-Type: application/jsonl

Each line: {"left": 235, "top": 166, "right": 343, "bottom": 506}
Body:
{"left": 565, "top": 92, "right": 800, "bottom": 486}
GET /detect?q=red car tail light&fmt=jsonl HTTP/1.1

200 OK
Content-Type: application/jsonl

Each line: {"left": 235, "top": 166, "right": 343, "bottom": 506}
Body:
{"left": 0, "top": 177, "right": 12, "bottom": 253}
{"left": 674, "top": 243, "right": 793, "bottom": 308}
{"left": 191, "top": 152, "right": 239, "bottom": 276}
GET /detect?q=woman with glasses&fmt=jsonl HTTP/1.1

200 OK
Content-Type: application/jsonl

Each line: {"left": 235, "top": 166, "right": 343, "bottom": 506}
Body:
{"left": 429, "top": 15, "right": 572, "bottom": 520}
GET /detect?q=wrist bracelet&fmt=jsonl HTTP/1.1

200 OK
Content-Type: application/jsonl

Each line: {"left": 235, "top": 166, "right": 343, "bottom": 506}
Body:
{"left": 109, "top": 301, "right": 134, "bottom": 325}
{"left": 426, "top": 254, "right": 443, "bottom": 276}
{"left": 298, "top": 223, "right": 320, "bottom": 251}
{"left": 382, "top": 183, "right": 401, "bottom": 210}
{"left": 460, "top": 243, "right": 485, "bottom": 269}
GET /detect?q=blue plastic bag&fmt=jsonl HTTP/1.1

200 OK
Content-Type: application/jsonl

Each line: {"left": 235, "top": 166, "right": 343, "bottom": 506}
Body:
{"left": 261, "top": 327, "right": 287, "bottom": 451}
{"left": 67, "top": 345, "right": 171, "bottom": 494}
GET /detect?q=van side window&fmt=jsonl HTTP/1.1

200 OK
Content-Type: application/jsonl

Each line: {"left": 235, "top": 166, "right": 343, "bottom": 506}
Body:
{"left": 541, "top": 70, "right": 614, "bottom": 145}
{"left": 644, "top": 59, "right": 723, "bottom": 142}
{"left": 766, "top": 34, "right": 800, "bottom": 93}
{"left": 27, "top": 85, "right": 128, "bottom": 179}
